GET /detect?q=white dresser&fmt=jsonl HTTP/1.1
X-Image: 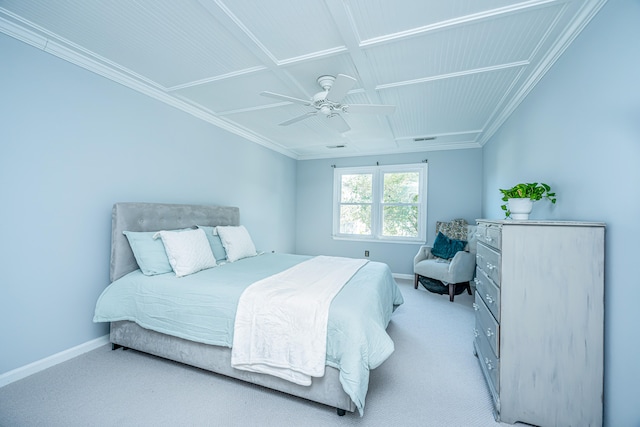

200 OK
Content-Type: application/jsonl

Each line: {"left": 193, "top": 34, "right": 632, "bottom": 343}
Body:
{"left": 473, "top": 220, "right": 604, "bottom": 426}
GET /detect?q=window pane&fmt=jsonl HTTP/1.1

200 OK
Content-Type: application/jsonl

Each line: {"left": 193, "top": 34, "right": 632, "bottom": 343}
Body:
{"left": 383, "top": 172, "right": 419, "bottom": 203}
{"left": 341, "top": 174, "right": 372, "bottom": 203}
{"left": 340, "top": 204, "right": 371, "bottom": 235}
{"left": 333, "top": 164, "right": 426, "bottom": 241}
{"left": 382, "top": 205, "right": 418, "bottom": 237}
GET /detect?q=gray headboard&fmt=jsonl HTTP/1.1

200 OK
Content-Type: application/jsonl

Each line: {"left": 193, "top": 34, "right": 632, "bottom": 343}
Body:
{"left": 110, "top": 202, "right": 240, "bottom": 282}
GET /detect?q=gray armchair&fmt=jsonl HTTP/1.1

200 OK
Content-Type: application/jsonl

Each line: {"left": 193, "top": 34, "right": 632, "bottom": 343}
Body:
{"left": 414, "top": 222, "right": 477, "bottom": 302}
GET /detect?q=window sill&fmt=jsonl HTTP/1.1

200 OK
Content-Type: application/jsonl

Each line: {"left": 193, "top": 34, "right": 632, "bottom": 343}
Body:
{"left": 332, "top": 235, "right": 425, "bottom": 245}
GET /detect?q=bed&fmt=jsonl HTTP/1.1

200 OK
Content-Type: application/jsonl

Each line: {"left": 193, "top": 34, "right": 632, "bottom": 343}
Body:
{"left": 94, "top": 202, "right": 403, "bottom": 416}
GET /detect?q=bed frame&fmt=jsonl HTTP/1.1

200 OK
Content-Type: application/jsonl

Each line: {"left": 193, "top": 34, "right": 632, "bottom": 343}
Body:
{"left": 108, "top": 202, "right": 356, "bottom": 415}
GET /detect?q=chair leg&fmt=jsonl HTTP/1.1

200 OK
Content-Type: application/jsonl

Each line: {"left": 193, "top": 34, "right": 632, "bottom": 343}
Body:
{"left": 467, "top": 281, "right": 472, "bottom": 295}
{"left": 414, "top": 274, "right": 419, "bottom": 289}
{"left": 449, "top": 284, "right": 455, "bottom": 302}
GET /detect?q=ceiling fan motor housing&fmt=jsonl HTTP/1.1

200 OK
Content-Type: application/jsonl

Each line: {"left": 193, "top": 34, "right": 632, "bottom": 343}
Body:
{"left": 312, "top": 91, "right": 340, "bottom": 115}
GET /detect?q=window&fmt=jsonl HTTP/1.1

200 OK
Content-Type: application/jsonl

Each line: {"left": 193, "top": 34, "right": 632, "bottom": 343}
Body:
{"left": 333, "top": 163, "right": 427, "bottom": 242}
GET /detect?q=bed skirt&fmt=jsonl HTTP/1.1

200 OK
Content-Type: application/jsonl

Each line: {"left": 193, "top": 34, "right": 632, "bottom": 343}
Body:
{"left": 110, "top": 321, "right": 356, "bottom": 414}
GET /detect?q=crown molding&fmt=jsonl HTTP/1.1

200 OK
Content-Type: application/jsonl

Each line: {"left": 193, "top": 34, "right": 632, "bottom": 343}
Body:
{"left": 296, "top": 141, "right": 481, "bottom": 161}
{"left": 0, "top": 14, "right": 46, "bottom": 49}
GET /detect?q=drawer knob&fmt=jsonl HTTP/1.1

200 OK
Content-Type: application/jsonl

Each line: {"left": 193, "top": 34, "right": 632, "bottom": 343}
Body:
{"left": 485, "top": 294, "right": 494, "bottom": 304}
{"left": 485, "top": 328, "right": 494, "bottom": 338}
{"left": 474, "top": 328, "right": 479, "bottom": 338}
{"left": 486, "top": 263, "right": 496, "bottom": 270}
{"left": 472, "top": 303, "right": 479, "bottom": 311}
{"left": 485, "top": 357, "right": 494, "bottom": 371}
{"left": 474, "top": 278, "right": 480, "bottom": 285}
{"left": 485, "top": 236, "right": 493, "bottom": 242}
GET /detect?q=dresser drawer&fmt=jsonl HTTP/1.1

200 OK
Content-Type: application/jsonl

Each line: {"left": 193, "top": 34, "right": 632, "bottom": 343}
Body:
{"left": 474, "top": 293, "right": 500, "bottom": 357}
{"left": 476, "top": 222, "right": 502, "bottom": 251}
{"left": 476, "top": 243, "right": 501, "bottom": 286}
{"left": 475, "top": 326, "right": 500, "bottom": 394}
{"left": 475, "top": 267, "right": 500, "bottom": 322}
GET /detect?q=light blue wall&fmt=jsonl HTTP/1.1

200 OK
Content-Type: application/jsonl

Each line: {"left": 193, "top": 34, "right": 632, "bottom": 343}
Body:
{"left": 0, "top": 33, "right": 297, "bottom": 375}
{"left": 481, "top": 1, "right": 640, "bottom": 425}
{"left": 295, "top": 150, "right": 483, "bottom": 274}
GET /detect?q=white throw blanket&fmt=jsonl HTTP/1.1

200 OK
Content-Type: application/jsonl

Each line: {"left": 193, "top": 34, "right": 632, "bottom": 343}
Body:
{"left": 231, "top": 255, "right": 368, "bottom": 385}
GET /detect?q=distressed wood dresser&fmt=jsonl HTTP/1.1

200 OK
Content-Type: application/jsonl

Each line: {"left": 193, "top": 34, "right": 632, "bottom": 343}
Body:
{"left": 473, "top": 219, "right": 605, "bottom": 426}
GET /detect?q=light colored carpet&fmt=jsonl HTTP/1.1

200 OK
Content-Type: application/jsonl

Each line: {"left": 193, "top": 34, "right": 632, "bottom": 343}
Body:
{"left": 0, "top": 279, "right": 511, "bottom": 427}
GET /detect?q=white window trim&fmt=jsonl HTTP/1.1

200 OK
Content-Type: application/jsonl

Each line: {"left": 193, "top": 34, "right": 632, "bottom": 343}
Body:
{"left": 332, "top": 163, "right": 427, "bottom": 243}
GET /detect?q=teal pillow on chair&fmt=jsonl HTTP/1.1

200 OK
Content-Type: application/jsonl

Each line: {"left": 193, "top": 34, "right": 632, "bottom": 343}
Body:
{"left": 431, "top": 232, "right": 467, "bottom": 259}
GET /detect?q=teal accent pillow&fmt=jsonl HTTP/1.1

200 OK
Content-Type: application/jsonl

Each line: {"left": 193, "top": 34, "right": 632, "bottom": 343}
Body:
{"left": 123, "top": 230, "right": 172, "bottom": 275}
{"left": 197, "top": 226, "right": 228, "bottom": 261}
{"left": 431, "top": 232, "right": 467, "bottom": 259}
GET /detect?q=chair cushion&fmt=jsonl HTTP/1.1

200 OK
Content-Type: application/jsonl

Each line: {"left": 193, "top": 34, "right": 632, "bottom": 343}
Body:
{"left": 431, "top": 232, "right": 467, "bottom": 259}
{"left": 436, "top": 218, "right": 468, "bottom": 240}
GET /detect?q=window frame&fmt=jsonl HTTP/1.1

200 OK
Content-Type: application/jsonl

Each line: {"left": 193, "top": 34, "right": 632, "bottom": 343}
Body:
{"left": 332, "top": 163, "right": 428, "bottom": 243}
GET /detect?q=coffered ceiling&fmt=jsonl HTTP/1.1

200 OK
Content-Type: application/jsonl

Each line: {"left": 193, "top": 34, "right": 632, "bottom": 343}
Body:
{"left": 0, "top": 0, "right": 606, "bottom": 159}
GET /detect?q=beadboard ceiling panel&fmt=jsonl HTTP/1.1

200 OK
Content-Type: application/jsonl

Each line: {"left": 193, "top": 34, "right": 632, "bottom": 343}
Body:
{"left": 381, "top": 67, "right": 526, "bottom": 138}
{"left": 0, "top": 0, "right": 606, "bottom": 159}
{"left": 272, "top": 54, "right": 362, "bottom": 99}
{"left": 174, "top": 70, "right": 286, "bottom": 114}
{"left": 363, "top": 5, "right": 562, "bottom": 85}
{"left": 347, "top": 0, "right": 528, "bottom": 40}
{"left": 218, "top": 0, "right": 345, "bottom": 61}
{"left": 1, "top": 0, "right": 262, "bottom": 88}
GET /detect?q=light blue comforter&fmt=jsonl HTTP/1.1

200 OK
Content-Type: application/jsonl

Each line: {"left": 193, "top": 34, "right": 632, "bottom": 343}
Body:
{"left": 94, "top": 253, "right": 404, "bottom": 415}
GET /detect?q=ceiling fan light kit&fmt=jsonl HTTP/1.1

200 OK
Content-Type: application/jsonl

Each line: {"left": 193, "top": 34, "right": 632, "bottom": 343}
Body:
{"left": 261, "top": 74, "right": 396, "bottom": 133}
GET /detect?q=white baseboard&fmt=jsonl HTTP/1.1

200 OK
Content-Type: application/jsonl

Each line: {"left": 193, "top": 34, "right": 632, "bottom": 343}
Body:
{"left": 393, "top": 273, "right": 413, "bottom": 281}
{"left": 0, "top": 334, "right": 109, "bottom": 388}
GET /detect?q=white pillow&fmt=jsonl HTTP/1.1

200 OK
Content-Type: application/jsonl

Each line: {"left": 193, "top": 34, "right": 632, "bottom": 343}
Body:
{"left": 216, "top": 225, "right": 257, "bottom": 262}
{"left": 153, "top": 228, "right": 217, "bottom": 277}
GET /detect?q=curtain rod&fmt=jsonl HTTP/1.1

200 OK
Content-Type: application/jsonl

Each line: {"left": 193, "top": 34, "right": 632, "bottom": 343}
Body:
{"left": 331, "top": 159, "right": 427, "bottom": 168}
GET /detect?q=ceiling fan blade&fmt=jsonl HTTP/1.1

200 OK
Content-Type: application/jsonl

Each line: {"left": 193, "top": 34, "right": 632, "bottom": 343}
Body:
{"left": 345, "top": 104, "right": 396, "bottom": 115}
{"left": 278, "top": 111, "right": 317, "bottom": 126}
{"left": 326, "top": 74, "right": 357, "bottom": 102}
{"left": 260, "top": 91, "right": 311, "bottom": 106}
{"left": 325, "top": 114, "right": 351, "bottom": 133}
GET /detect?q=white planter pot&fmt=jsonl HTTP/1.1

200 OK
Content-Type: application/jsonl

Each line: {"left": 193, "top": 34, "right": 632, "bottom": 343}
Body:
{"left": 508, "top": 198, "right": 533, "bottom": 220}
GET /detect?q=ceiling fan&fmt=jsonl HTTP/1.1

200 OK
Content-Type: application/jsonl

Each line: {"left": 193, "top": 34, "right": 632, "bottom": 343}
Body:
{"left": 260, "top": 74, "right": 396, "bottom": 133}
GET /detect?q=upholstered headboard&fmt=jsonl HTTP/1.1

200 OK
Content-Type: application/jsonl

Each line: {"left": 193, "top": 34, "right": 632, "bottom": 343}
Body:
{"left": 110, "top": 202, "right": 240, "bottom": 282}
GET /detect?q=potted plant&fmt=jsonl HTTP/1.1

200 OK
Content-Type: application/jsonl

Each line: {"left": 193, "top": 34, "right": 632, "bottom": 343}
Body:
{"left": 499, "top": 182, "right": 557, "bottom": 219}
